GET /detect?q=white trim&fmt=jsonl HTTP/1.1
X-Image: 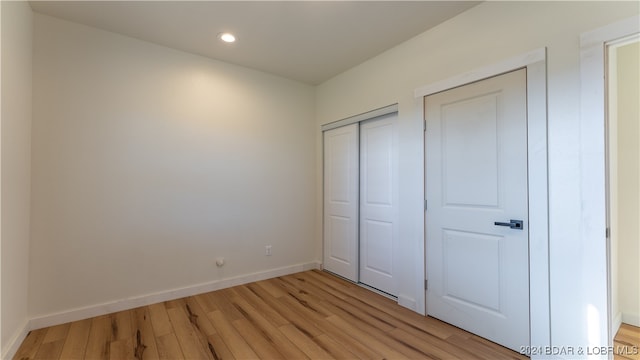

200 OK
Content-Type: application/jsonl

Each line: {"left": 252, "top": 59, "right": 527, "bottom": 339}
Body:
{"left": 613, "top": 312, "right": 622, "bottom": 338}
{"left": 28, "top": 262, "right": 320, "bottom": 330}
{"left": 525, "top": 53, "right": 551, "bottom": 356}
{"left": 1, "top": 320, "right": 30, "bottom": 360}
{"left": 608, "top": 33, "right": 640, "bottom": 49}
{"left": 581, "top": 16, "right": 640, "bottom": 48}
{"left": 321, "top": 103, "right": 398, "bottom": 132}
{"left": 414, "top": 48, "right": 545, "bottom": 98}
{"left": 417, "top": 48, "right": 550, "bottom": 355}
{"left": 622, "top": 313, "right": 640, "bottom": 328}
{"left": 579, "top": 15, "right": 639, "bottom": 354}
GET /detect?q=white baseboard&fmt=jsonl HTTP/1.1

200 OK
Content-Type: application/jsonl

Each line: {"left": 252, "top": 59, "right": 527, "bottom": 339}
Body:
{"left": 29, "top": 261, "right": 321, "bottom": 331}
{"left": 2, "top": 319, "right": 30, "bottom": 360}
{"left": 613, "top": 311, "right": 623, "bottom": 337}
{"left": 622, "top": 312, "right": 640, "bottom": 328}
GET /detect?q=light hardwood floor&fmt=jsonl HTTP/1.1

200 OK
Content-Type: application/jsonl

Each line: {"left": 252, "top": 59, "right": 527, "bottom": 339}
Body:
{"left": 615, "top": 323, "right": 640, "bottom": 360}
{"left": 14, "top": 270, "right": 528, "bottom": 360}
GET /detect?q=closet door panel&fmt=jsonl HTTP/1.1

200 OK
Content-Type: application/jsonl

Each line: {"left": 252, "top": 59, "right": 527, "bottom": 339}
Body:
{"left": 323, "top": 124, "right": 359, "bottom": 281}
{"left": 359, "top": 114, "right": 398, "bottom": 295}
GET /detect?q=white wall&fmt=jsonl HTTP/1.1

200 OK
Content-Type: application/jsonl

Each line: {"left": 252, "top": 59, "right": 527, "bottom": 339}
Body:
{"left": 30, "top": 14, "right": 316, "bottom": 319}
{"left": 1, "top": 0, "right": 33, "bottom": 356}
{"left": 316, "top": 0, "right": 638, "bottom": 353}
{"left": 615, "top": 40, "right": 640, "bottom": 327}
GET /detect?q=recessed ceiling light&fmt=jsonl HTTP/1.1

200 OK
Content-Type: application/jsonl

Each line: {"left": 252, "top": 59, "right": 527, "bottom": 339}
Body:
{"left": 218, "top": 32, "right": 236, "bottom": 43}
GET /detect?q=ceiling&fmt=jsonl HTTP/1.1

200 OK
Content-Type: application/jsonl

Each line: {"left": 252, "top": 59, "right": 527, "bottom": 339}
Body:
{"left": 29, "top": 1, "right": 480, "bottom": 85}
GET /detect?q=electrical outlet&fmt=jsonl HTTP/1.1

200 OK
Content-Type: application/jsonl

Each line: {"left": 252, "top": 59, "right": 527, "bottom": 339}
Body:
{"left": 265, "top": 245, "right": 272, "bottom": 256}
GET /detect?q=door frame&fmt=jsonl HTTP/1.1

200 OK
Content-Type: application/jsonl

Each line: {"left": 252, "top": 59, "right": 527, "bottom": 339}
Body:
{"left": 415, "top": 48, "right": 550, "bottom": 351}
{"left": 579, "top": 15, "right": 640, "bottom": 351}
{"left": 606, "top": 33, "right": 640, "bottom": 339}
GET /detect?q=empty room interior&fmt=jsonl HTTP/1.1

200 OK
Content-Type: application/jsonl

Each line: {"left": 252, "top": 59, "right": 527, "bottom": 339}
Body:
{"left": 2, "top": 1, "right": 639, "bottom": 359}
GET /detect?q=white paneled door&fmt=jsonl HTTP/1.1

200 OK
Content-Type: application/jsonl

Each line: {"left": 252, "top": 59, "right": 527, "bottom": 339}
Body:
{"left": 360, "top": 115, "right": 398, "bottom": 296}
{"left": 425, "top": 69, "right": 529, "bottom": 351}
{"left": 323, "top": 124, "right": 359, "bottom": 281}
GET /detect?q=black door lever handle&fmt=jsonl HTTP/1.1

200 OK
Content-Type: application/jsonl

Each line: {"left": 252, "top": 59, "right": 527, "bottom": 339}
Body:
{"left": 494, "top": 219, "right": 523, "bottom": 230}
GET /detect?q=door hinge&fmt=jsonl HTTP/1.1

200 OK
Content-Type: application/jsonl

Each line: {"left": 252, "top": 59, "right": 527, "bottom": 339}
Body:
{"left": 424, "top": 199, "right": 427, "bottom": 211}
{"left": 423, "top": 120, "right": 427, "bottom": 132}
{"left": 606, "top": 227, "right": 610, "bottom": 238}
{"left": 424, "top": 279, "right": 428, "bottom": 290}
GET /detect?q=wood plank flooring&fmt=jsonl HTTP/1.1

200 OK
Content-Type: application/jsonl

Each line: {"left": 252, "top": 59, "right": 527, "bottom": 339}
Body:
{"left": 615, "top": 323, "right": 640, "bottom": 360}
{"left": 14, "top": 270, "right": 527, "bottom": 360}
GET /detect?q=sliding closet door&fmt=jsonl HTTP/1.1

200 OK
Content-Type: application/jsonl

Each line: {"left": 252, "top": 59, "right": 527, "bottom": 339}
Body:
{"left": 359, "top": 114, "right": 398, "bottom": 295}
{"left": 323, "top": 123, "right": 359, "bottom": 281}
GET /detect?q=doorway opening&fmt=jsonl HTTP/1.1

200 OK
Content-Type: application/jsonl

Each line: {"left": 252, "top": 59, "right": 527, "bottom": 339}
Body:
{"left": 606, "top": 33, "right": 640, "bottom": 340}
{"left": 579, "top": 14, "right": 639, "bottom": 350}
